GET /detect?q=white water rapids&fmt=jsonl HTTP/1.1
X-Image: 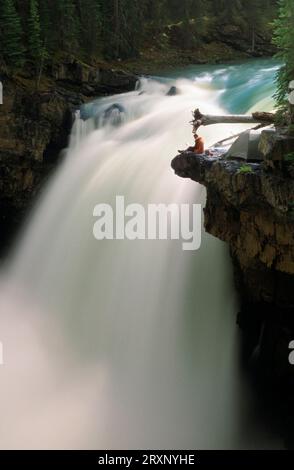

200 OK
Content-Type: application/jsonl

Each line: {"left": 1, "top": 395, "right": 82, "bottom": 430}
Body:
{"left": 0, "top": 61, "right": 282, "bottom": 449}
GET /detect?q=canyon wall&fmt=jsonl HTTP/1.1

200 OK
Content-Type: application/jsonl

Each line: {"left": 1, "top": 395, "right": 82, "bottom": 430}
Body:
{"left": 172, "top": 149, "right": 294, "bottom": 383}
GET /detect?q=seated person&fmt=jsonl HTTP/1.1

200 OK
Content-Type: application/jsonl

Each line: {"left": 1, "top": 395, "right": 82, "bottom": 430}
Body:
{"left": 192, "top": 134, "right": 204, "bottom": 154}
{"left": 180, "top": 134, "right": 204, "bottom": 154}
{"left": 179, "top": 134, "right": 212, "bottom": 156}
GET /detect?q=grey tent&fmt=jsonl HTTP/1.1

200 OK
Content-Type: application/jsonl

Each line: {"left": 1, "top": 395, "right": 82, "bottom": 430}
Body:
{"left": 225, "top": 129, "right": 263, "bottom": 161}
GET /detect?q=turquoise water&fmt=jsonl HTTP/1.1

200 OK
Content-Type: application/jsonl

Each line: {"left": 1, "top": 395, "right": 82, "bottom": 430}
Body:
{"left": 156, "top": 58, "right": 281, "bottom": 113}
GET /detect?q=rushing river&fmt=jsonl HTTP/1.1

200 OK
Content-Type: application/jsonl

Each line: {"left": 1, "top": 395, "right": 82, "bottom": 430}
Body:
{"left": 0, "top": 59, "right": 282, "bottom": 449}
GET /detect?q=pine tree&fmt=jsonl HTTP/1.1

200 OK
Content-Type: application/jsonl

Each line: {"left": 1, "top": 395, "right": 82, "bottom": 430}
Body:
{"left": 79, "top": 0, "right": 101, "bottom": 55}
{"left": 0, "top": 0, "right": 25, "bottom": 66}
{"left": 122, "top": 0, "right": 143, "bottom": 58}
{"left": 214, "top": 0, "right": 240, "bottom": 24}
{"left": 144, "top": 0, "right": 167, "bottom": 32}
{"left": 242, "top": 0, "right": 264, "bottom": 52}
{"left": 39, "top": 0, "right": 54, "bottom": 53}
{"left": 273, "top": 0, "right": 294, "bottom": 108}
{"left": 100, "top": 0, "right": 143, "bottom": 60}
{"left": 57, "top": 0, "right": 80, "bottom": 51}
{"left": 28, "top": 0, "right": 44, "bottom": 64}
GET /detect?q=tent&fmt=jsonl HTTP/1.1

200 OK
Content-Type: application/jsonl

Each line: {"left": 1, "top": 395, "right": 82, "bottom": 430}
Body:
{"left": 226, "top": 129, "right": 263, "bottom": 161}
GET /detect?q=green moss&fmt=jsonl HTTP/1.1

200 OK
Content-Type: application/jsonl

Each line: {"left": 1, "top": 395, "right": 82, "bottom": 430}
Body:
{"left": 274, "top": 108, "right": 289, "bottom": 126}
{"left": 237, "top": 164, "right": 254, "bottom": 174}
{"left": 284, "top": 152, "right": 294, "bottom": 162}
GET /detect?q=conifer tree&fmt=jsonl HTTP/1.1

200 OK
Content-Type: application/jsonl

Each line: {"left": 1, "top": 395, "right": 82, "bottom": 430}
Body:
{"left": 0, "top": 0, "right": 25, "bottom": 66}
{"left": 242, "top": 0, "right": 263, "bottom": 52}
{"left": 273, "top": 0, "right": 294, "bottom": 108}
{"left": 79, "top": 0, "right": 101, "bottom": 55}
{"left": 100, "top": 0, "right": 143, "bottom": 60}
{"left": 39, "top": 0, "right": 54, "bottom": 52}
{"left": 144, "top": 0, "right": 167, "bottom": 32}
{"left": 57, "top": 0, "right": 80, "bottom": 51}
{"left": 28, "top": 0, "right": 43, "bottom": 64}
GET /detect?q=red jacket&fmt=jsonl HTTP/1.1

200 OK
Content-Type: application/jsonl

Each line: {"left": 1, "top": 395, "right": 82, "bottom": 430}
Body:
{"left": 194, "top": 137, "right": 204, "bottom": 154}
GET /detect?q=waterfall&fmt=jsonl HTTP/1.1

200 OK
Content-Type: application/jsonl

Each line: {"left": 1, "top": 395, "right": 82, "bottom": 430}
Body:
{"left": 0, "top": 60, "right": 281, "bottom": 449}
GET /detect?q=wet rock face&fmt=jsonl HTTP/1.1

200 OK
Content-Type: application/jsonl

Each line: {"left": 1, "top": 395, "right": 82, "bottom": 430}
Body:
{"left": 53, "top": 57, "right": 137, "bottom": 95}
{"left": 213, "top": 24, "right": 276, "bottom": 57}
{"left": 0, "top": 75, "right": 75, "bottom": 253}
{"left": 171, "top": 152, "right": 294, "bottom": 306}
{"left": 0, "top": 60, "right": 138, "bottom": 254}
{"left": 259, "top": 129, "right": 294, "bottom": 162}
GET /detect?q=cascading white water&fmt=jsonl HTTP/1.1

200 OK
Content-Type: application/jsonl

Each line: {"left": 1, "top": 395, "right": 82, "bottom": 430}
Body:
{"left": 0, "top": 60, "right": 282, "bottom": 449}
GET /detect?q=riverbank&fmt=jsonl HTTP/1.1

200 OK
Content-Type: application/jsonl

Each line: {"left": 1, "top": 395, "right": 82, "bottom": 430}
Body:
{"left": 112, "top": 16, "right": 276, "bottom": 75}
{"left": 112, "top": 41, "right": 275, "bottom": 75}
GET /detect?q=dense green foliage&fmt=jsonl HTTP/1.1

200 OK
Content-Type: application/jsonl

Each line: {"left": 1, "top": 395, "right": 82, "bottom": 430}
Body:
{"left": 27, "top": 0, "right": 43, "bottom": 65}
{"left": 0, "top": 0, "right": 278, "bottom": 68}
{"left": 0, "top": 0, "right": 25, "bottom": 66}
{"left": 100, "top": 0, "right": 144, "bottom": 59}
{"left": 273, "top": 0, "right": 294, "bottom": 108}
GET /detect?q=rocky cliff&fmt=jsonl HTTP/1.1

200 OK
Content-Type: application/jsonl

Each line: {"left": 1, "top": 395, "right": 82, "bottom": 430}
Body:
{"left": 0, "top": 58, "right": 137, "bottom": 253}
{"left": 172, "top": 150, "right": 294, "bottom": 385}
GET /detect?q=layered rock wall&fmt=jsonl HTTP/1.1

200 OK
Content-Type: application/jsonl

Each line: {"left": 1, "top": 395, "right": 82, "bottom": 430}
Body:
{"left": 171, "top": 152, "right": 294, "bottom": 307}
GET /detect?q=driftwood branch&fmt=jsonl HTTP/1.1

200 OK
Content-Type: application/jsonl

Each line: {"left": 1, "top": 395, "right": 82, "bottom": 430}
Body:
{"left": 192, "top": 108, "right": 275, "bottom": 133}
{"left": 214, "top": 123, "right": 269, "bottom": 147}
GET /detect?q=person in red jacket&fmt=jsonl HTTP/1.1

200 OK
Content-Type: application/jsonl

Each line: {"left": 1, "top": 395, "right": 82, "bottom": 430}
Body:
{"left": 193, "top": 134, "right": 205, "bottom": 154}
{"left": 179, "top": 133, "right": 212, "bottom": 156}
{"left": 184, "top": 134, "right": 205, "bottom": 154}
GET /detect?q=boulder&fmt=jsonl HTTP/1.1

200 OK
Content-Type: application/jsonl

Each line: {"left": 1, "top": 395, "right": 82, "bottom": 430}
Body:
{"left": 166, "top": 86, "right": 178, "bottom": 96}
{"left": 259, "top": 129, "right": 294, "bottom": 162}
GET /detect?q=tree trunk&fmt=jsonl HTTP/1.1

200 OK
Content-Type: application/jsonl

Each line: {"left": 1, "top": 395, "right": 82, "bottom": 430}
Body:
{"left": 114, "top": 0, "right": 120, "bottom": 59}
{"left": 251, "top": 26, "right": 255, "bottom": 53}
{"left": 192, "top": 109, "right": 275, "bottom": 132}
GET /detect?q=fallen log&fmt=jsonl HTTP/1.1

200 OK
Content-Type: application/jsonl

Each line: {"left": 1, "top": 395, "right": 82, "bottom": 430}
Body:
{"left": 192, "top": 108, "right": 275, "bottom": 132}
